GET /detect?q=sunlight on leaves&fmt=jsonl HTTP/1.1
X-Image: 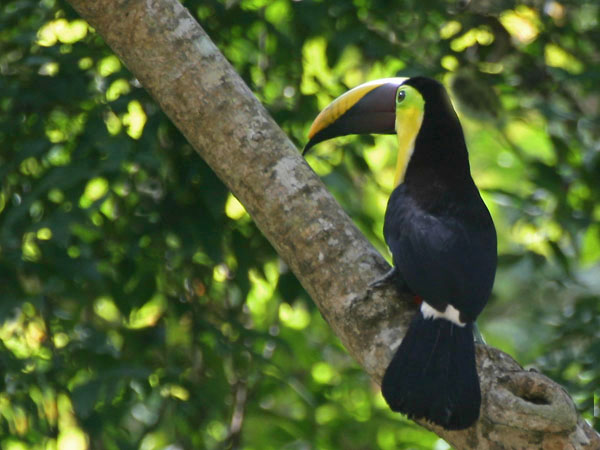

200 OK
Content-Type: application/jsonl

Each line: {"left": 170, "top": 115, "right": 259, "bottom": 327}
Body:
{"left": 160, "top": 384, "right": 190, "bottom": 401}
{"left": 441, "top": 55, "right": 459, "bottom": 72}
{"left": 79, "top": 177, "right": 109, "bottom": 208}
{"left": 311, "top": 362, "right": 339, "bottom": 384}
{"left": 36, "top": 227, "right": 52, "bottom": 240}
{"left": 279, "top": 302, "right": 310, "bottom": 330}
{"left": 301, "top": 37, "right": 334, "bottom": 97}
{"left": 511, "top": 221, "right": 561, "bottom": 257}
{"left": 225, "top": 193, "right": 248, "bottom": 220}
{"left": 140, "top": 431, "right": 170, "bottom": 450}
{"left": 104, "top": 110, "right": 122, "bottom": 135}
{"left": 206, "top": 420, "right": 227, "bottom": 442}
{"left": 58, "top": 428, "right": 88, "bottom": 450}
{"left": 315, "top": 404, "right": 338, "bottom": 425}
{"left": 56, "top": 394, "right": 89, "bottom": 450}
{"left": 47, "top": 145, "right": 71, "bottom": 166}
{"left": 97, "top": 55, "right": 121, "bottom": 77}
{"left": 439, "top": 20, "right": 462, "bottom": 40}
{"left": 128, "top": 294, "right": 167, "bottom": 329}
{"left": 545, "top": 43, "right": 584, "bottom": 74}
{"left": 94, "top": 296, "right": 122, "bottom": 323}
{"left": 2, "top": 439, "right": 28, "bottom": 450}
{"left": 106, "top": 78, "right": 131, "bottom": 102}
{"left": 22, "top": 232, "right": 41, "bottom": 262}
{"left": 39, "top": 61, "right": 59, "bottom": 76}
{"left": 581, "top": 225, "right": 600, "bottom": 267}
{"left": 450, "top": 27, "right": 494, "bottom": 52}
{"left": 265, "top": 0, "right": 290, "bottom": 28}
{"left": 247, "top": 268, "right": 277, "bottom": 327}
{"left": 122, "top": 100, "right": 147, "bottom": 139}
{"left": 505, "top": 119, "right": 554, "bottom": 164}
{"left": 500, "top": 6, "right": 540, "bottom": 44}
{"left": 37, "top": 19, "right": 88, "bottom": 47}
{"left": 78, "top": 56, "right": 93, "bottom": 70}
{"left": 213, "top": 264, "right": 229, "bottom": 282}
{"left": 53, "top": 332, "right": 70, "bottom": 349}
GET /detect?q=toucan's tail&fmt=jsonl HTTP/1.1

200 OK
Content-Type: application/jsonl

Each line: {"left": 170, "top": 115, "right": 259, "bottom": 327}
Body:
{"left": 381, "top": 311, "right": 480, "bottom": 430}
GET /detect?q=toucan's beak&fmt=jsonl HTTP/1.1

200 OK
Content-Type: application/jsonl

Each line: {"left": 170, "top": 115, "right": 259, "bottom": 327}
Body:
{"left": 303, "top": 77, "right": 407, "bottom": 154}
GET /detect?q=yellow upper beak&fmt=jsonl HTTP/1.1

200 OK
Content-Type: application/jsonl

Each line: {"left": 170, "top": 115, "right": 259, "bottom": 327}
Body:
{"left": 304, "top": 77, "right": 407, "bottom": 154}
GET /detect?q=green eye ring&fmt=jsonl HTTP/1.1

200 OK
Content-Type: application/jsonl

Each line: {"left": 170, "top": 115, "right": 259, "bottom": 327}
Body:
{"left": 397, "top": 89, "right": 406, "bottom": 103}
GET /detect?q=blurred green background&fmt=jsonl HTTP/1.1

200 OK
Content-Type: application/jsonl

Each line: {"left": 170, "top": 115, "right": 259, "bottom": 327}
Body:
{"left": 1, "top": 0, "right": 599, "bottom": 448}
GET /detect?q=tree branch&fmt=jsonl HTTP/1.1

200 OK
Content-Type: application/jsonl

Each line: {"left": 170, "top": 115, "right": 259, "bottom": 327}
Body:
{"left": 64, "top": 0, "right": 600, "bottom": 447}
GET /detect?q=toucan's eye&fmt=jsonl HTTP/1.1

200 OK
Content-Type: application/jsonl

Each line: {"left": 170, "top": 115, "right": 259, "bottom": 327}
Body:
{"left": 397, "top": 89, "right": 406, "bottom": 103}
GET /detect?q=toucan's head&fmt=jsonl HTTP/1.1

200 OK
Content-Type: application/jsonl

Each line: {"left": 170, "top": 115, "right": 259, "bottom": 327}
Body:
{"left": 304, "top": 76, "right": 458, "bottom": 186}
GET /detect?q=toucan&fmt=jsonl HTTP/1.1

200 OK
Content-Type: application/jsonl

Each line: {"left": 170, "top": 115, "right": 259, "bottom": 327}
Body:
{"left": 303, "top": 76, "right": 497, "bottom": 430}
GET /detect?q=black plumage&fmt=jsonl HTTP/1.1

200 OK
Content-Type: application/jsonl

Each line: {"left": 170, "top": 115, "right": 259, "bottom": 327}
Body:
{"left": 381, "top": 315, "right": 480, "bottom": 430}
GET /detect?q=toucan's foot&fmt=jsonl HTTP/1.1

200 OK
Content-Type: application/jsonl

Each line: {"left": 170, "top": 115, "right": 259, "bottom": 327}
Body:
{"left": 368, "top": 267, "right": 399, "bottom": 289}
{"left": 473, "top": 322, "right": 486, "bottom": 345}
{"left": 369, "top": 267, "right": 414, "bottom": 298}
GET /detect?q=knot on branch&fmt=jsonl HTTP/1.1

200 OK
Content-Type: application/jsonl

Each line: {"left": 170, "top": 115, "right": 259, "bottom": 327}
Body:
{"left": 480, "top": 347, "right": 578, "bottom": 434}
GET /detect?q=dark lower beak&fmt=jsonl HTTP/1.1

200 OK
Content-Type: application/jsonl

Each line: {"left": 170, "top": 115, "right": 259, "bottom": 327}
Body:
{"left": 304, "top": 77, "right": 407, "bottom": 154}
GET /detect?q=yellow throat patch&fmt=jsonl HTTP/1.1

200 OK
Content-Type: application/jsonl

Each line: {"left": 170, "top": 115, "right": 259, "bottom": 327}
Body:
{"left": 393, "top": 85, "right": 425, "bottom": 186}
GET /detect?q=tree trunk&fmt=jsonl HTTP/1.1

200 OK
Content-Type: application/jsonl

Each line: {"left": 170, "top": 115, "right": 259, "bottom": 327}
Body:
{"left": 64, "top": 0, "right": 600, "bottom": 448}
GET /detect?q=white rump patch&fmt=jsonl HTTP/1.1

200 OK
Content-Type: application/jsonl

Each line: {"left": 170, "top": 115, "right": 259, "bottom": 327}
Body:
{"left": 421, "top": 301, "right": 466, "bottom": 327}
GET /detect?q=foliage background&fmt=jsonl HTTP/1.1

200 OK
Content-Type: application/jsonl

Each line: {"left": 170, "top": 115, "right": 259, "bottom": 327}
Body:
{"left": 1, "top": 0, "right": 599, "bottom": 448}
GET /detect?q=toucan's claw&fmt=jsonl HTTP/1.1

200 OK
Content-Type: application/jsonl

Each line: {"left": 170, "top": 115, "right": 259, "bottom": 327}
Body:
{"left": 369, "top": 267, "right": 415, "bottom": 298}
{"left": 368, "top": 267, "right": 399, "bottom": 289}
{"left": 473, "top": 322, "right": 486, "bottom": 345}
